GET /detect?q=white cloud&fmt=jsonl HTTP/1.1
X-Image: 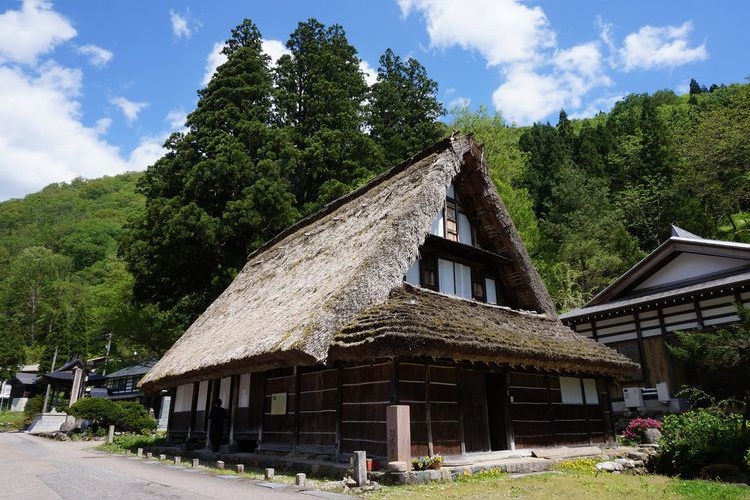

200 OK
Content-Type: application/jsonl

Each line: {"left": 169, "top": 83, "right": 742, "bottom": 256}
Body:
{"left": 202, "top": 42, "right": 226, "bottom": 87}
{"left": 492, "top": 66, "right": 564, "bottom": 124}
{"left": 447, "top": 96, "right": 470, "bottom": 111}
{"left": 77, "top": 44, "right": 113, "bottom": 67}
{"left": 0, "top": 64, "right": 162, "bottom": 200}
{"left": 619, "top": 22, "right": 708, "bottom": 71}
{"left": 166, "top": 108, "right": 187, "bottom": 131}
{"left": 360, "top": 60, "right": 377, "bottom": 87}
{"left": 202, "top": 38, "right": 291, "bottom": 87}
{"left": 170, "top": 9, "right": 191, "bottom": 39}
{"left": 262, "top": 39, "right": 290, "bottom": 66}
{"left": 94, "top": 117, "right": 112, "bottom": 135}
{"left": 398, "top": 0, "right": 555, "bottom": 66}
{"left": 110, "top": 96, "right": 149, "bottom": 123}
{"left": 0, "top": 0, "right": 77, "bottom": 65}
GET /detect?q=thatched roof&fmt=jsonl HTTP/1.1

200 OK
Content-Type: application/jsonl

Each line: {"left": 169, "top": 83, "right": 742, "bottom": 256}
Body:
{"left": 331, "top": 285, "right": 639, "bottom": 378}
{"left": 140, "top": 135, "right": 631, "bottom": 391}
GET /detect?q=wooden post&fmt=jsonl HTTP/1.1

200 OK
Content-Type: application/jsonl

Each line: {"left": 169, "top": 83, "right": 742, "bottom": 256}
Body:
{"left": 386, "top": 405, "right": 411, "bottom": 469}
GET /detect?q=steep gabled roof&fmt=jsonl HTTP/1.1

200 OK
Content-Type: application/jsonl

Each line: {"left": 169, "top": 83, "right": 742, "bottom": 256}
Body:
{"left": 141, "top": 135, "right": 630, "bottom": 391}
{"left": 561, "top": 228, "right": 750, "bottom": 320}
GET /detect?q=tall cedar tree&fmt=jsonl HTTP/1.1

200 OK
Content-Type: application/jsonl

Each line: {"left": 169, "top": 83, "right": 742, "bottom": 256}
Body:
{"left": 120, "top": 20, "right": 298, "bottom": 325}
{"left": 274, "top": 19, "right": 383, "bottom": 213}
{"left": 366, "top": 48, "right": 445, "bottom": 167}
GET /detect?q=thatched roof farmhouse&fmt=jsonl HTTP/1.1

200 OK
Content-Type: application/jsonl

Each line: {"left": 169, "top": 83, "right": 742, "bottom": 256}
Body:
{"left": 142, "top": 135, "right": 637, "bottom": 457}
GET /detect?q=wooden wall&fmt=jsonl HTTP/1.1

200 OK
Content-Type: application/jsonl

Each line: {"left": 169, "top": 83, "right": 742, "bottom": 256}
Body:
{"left": 508, "top": 372, "right": 611, "bottom": 448}
{"left": 340, "top": 361, "right": 392, "bottom": 457}
{"left": 165, "top": 362, "right": 613, "bottom": 455}
{"left": 261, "top": 368, "right": 296, "bottom": 450}
{"left": 297, "top": 368, "right": 338, "bottom": 452}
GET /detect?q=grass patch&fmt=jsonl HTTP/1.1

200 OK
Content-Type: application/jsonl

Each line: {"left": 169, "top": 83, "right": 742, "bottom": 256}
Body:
{"left": 0, "top": 411, "right": 25, "bottom": 432}
{"left": 95, "top": 433, "right": 167, "bottom": 453}
{"left": 361, "top": 470, "right": 750, "bottom": 499}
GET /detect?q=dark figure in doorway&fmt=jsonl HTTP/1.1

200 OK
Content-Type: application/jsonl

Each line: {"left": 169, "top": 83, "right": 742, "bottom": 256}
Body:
{"left": 209, "top": 399, "right": 226, "bottom": 452}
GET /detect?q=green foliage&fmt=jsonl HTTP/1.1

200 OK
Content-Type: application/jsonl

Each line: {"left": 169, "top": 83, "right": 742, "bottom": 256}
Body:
{"left": 23, "top": 394, "right": 44, "bottom": 421}
{"left": 97, "top": 432, "right": 166, "bottom": 454}
{"left": 66, "top": 397, "right": 156, "bottom": 433}
{"left": 366, "top": 48, "right": 445, "bottom": 166}
{"left": 120, "top": 19, "right": 299, "bottom": 324}
{"left": 0, "top": 173, "right": 145, "bottom": 373}
{"left": 411, "top": 454, "right": 443, "bottom": 470}
{"left": 0, "top": 411, "right": 25, "bottom": 431}
{"left": 455, "top": 467, "right": 506, "bottom": 482}
{"left": 275, "top": 18, "right": 383, "bottom": 212}
{"left": 659, "top": 408, "right": 749, "bottom": 478}
{"left": 552, "top": 457, "right": 600, "bottom": 475}
{"left": 669, "top": 305, "right": 750, "bottom": 408}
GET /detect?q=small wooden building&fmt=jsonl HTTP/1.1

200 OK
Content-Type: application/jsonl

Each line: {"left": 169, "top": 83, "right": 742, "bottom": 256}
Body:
{"left": 561, "top": 226, "right": 750, "bottom": 412}
{"left": 140, "top": 135, "right": 637, "bottom": 458}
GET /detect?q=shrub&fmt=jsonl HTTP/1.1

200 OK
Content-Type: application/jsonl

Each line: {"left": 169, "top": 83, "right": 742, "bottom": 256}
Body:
{"left": 66, "top": 398, "right": 156, "bottom": 434}
{"left": 23, "top": 394, "right": 44, "bottom": 422}
{"left": 622, "top": 417, "right": 662, "bottom": 445}
{"left": 659, "top": 408, "right": 749, "bottom": 478}
{"left": 113, "top": 402, "right": 157, "bottom": 433}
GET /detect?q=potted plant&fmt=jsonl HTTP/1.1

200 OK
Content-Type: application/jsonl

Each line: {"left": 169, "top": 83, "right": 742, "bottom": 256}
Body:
{"left": 411, "top": 454, "right": 443, "bottom": 470}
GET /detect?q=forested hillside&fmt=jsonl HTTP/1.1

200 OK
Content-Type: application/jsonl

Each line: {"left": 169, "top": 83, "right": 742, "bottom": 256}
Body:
{"left": 1, "top": 18, "right": 747, "bottom": 379}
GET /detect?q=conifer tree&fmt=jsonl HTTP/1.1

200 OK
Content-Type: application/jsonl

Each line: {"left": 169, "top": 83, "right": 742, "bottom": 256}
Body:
{"left": 274, "top": 19, "right": 382, "bottom": 213}
{"left": 120, "top": 19, "right": 298, "bottom": 323}
{"left": 366, "top": 48, "right": 445, "bottom": 166}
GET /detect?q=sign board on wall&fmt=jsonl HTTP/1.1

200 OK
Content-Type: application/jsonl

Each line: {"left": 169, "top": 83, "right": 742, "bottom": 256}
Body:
{"left": 270, "top": 392, "right": 287, "bottom": 415}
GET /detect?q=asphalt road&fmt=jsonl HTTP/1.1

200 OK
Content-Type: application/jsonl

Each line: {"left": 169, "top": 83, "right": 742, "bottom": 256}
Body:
{"left": 0, "top": 432, "right": 352, "bottom": 500}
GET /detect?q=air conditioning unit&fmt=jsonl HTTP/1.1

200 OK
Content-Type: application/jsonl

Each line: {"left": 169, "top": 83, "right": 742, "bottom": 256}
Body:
{"left": 656, "top": 382, "right": 670, "bottom": 404}
{"left": 623, "top": 387, "right": 644, "bottom": 408}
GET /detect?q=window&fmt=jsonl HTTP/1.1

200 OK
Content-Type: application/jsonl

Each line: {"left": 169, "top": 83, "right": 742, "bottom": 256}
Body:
{"left": 485, "top": 277, "right": 498, "bottom": 305}
{"left": 403, "top": 254, "right": 501, "bottom": 306}
{"left": 438, "top": 258, "right": 472, "bottom": 299}
{"left": 560, "top": 376, "right": 599, "bottom": 405}
{"left": 175, "top": 384, "right": 194, "bottom": 412}
{"left": 429, "top": 185, "right": 475, "bottom": 246}
{"left": 421, "top": 256, "right": 437, "bottom": 289}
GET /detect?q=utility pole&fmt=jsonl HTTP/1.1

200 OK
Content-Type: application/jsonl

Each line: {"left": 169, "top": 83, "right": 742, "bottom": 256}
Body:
{"left": 41, "top": 346, "right": 59, "bottom": 414}
{"left": 103, "top": 333, "right": 112, "bottom": 376}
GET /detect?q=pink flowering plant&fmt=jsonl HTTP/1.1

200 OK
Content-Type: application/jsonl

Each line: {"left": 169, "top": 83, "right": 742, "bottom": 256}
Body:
{"left": 622, "top": 417, "right": 662, "bottom": 445}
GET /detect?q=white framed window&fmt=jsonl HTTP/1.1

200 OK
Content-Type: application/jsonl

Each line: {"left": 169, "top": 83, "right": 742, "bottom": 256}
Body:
{"left": 197, "top": 380, "right": 208, "bottom": 411}
{"left": 485, "top": 277, "right": 497, "bottom": 305}
{"left": 560, "top": 376, "right": 599, "bottom": 405}
{"left": 560, "top": 377, "right": 583, "bottom": 405}
{"left": 405, "top": 259, "right": 420, "bottom": 286}
{"left": 438, "top": 258, "right": 472, "bottom": 299}
{"left": 238, "top": 374, "right": 251, "bottom": 408}
{"left": 175, "top": 384, "right": 194, "bottom": 412}
{"left": 583, "top": 378, "right": 599, "bottom": 405}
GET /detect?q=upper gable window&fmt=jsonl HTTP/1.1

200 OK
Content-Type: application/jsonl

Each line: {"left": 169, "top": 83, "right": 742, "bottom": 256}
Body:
{"left": 431, "top": 184, "right": 475, "bottom": 246}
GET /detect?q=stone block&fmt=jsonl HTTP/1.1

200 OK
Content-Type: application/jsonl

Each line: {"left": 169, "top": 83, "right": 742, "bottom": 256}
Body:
{"left": 296, "top": 473, "right": 306, "bottom": 487}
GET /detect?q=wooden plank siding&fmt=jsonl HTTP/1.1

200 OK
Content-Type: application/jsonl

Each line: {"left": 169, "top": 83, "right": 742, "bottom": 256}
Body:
{"left": 261, "top": 368, "right": 296, "bottom": 451}
{"left": 297, "top": 368, "right": 338, "bottom": 452}
{"left": 340, "top": 361, "right": 392, "bottom": 457}
{"left": 508, "top": 372, "right": 610, "bottom": 448}
{"left": 397, "top": 362, "right": 429, "bottom": 457}
{"left": 165, "top": 362, "right": 613, "bottom": 454}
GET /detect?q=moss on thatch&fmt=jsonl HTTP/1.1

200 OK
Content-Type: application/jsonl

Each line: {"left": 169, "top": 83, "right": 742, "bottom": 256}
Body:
{"left": 331, "top": 285, "right": 639, "bottom": 379}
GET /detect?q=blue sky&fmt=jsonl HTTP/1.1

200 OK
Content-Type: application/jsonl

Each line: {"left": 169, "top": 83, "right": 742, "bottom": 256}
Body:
{"left": 0, "top": 0, "right": 746, "bottom": 201}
